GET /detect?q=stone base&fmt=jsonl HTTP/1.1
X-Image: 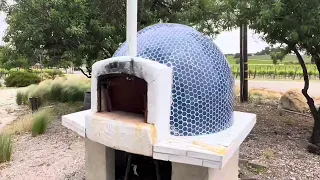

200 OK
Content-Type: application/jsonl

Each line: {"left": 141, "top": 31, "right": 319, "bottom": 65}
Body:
{"left": 172, "top": 149, "right": 239, "bottom": 180}
{"left": 85, "top": 140, "right": 239, "bottom": 180}
{"left": 85, "top": 139, "right": 115, "bottom": 180}
{"left": 208, "top": 149, "right": 239, "bottom": 180}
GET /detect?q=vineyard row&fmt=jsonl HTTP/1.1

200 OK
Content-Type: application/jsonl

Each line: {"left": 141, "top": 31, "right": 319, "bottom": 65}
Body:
{"left": 231, "top": 64, "right": 319, "bottom": 79}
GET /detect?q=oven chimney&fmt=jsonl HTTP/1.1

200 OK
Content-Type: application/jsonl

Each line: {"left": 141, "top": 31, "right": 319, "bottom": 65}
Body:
{"left": 126, "top": 0, "right": 138, "bottom": 57}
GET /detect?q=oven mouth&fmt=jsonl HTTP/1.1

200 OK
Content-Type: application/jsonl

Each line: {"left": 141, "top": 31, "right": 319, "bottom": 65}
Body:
{"left": 97, "top": 74, "right": 148, "bottom": 122}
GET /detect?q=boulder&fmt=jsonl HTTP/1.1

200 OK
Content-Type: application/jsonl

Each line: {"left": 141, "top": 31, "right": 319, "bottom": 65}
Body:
{"left": 278, "top": 89, "right": 309, "bottom": 113}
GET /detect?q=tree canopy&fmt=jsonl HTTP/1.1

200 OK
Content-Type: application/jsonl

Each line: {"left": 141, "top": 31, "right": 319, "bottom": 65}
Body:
{"left": 255, "top": 46, "right": 286, "bottom": 56}
{"left": 1, "top": 0, "right": 233, "bottom": 72}
{"left": 227, "top": 0, "right": 320, "bottom": 150}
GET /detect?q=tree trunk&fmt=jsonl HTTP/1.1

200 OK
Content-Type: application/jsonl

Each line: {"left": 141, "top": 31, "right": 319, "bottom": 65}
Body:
{"left": 79, "top": 67, "right": 91, "bottom": 78}
{"left": 293, "top": 47, "right": 320, "bottom": 150}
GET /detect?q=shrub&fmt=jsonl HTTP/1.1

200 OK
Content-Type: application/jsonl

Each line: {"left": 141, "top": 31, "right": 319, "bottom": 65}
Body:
{"left": 50, "top": 81, "right": 64, "bottom": 101}
{"left": 46, "top": 69, "right": 63, "bottom": 79}
{"left": 31, "top": 108, "right": 53, "bottom": 137}
{"left": 0, "top": 134, "right": 13, "bottom": 163}
{"left": 29, "top": 80, "right": 52, "bottom": 105}
{"left": 21, "top": 92, "right": 29, "bottom": 105}
{"left": 4, "top": 71, "right": 41, "bottom": 87}
{"left": 61, "top": 85, "right": 84, "bottom": 103}
{"left": 18, "top": 77, "right": 90, "bottom": 108}
{"left": 16, "top": 91, "right": 23, "bottom": 105}
{"left": 51, "top": 102, "right": 83, "bottom": 117}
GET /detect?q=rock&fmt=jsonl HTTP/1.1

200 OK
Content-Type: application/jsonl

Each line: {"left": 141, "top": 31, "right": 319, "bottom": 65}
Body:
{"left": 248, "top": 160, "right": 268, "bottom": 169}
{"left": 239, "top": 158, "right": 249, "bottom": 164}
{"left": 277, "top": 108, "right": 285, "bottom": 116}
{"left": 278, "top": 89, "right": 309, "bottom": 113}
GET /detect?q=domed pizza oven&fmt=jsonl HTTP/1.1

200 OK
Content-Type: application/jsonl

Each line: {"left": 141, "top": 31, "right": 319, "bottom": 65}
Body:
{"left": 113, "top": 23, "right": 234, "bottom": 136}
{"left": 62, "top": 23, "right": 256, "bottom": 180}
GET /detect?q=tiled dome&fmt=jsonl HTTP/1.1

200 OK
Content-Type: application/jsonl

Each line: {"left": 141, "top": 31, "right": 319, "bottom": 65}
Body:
{"left": 113, "top": 23, "right": 234, "bottom": 136}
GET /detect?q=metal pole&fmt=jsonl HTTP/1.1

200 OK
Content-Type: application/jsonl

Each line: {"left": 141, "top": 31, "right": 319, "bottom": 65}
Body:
{"left": 243, "top": 24, "right": 249, "bottom": 101}
{"left": 126, "top": 0, "right": 138, "bottom": 57}
{"left": 239, "top": 25, "right": 244, "bottom": 102}
{"left": 40, "top": 54, "right": 43, "bottom": 81}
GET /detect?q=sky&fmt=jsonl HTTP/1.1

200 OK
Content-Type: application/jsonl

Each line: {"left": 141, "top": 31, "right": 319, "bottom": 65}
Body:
{"left": 0, "top": 12, "right": 269, "bottom": 54}
{"left": 0, "top": 12, "right": 7, "bottom": 46}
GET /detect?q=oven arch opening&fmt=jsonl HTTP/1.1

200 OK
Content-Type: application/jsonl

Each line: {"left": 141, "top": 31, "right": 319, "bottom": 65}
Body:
{"left": 97, "top": 74, "right": 148, "bottom": 122}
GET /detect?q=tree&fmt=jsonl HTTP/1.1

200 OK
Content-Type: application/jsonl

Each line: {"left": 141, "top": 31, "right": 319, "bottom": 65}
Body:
{"left": 2, "top": 0, "right": 230, "bottom": 76}
{"left": 270, "top": 51, "right": 286, "bottom": 65}
{"left": 0, "top": 46, "right": 4, "bottom": 66}
{"left": 0, "top": 46, "right": 29, "bottom": 69}
{"left": 227, "top": 0, "right": 320, "bottom": 152}
{"left": 255, "top": 46, "right": 271, "bottom": 55}
{"left": 234, "top": 53, "right": 240, "bottom": 58}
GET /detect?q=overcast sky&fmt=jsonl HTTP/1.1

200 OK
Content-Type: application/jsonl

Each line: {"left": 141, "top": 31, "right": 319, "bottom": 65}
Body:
{"left": 0, "top": 12, "right": 268, "bottom": 53}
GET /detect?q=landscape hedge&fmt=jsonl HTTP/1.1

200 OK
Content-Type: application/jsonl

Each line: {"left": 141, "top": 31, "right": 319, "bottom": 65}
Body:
{"left": 4, "top": 71, "right": 41, "bottom": 87}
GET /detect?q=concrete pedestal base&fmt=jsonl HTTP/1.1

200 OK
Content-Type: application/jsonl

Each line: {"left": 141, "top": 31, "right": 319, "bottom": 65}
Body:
{"left": 171, "top": 149, "right": 239, "bottom": 180}
{"left": 85, "top": 139, "right": 115, "bottom": 180}
{"left": 85, "top": 139, "right": 239, "bottom": 180}
{"left": 208, "top": 149, "right": 239, "bottom": 180}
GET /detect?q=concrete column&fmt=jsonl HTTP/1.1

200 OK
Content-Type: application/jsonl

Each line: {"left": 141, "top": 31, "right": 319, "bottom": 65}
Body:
{"left": 126, "top": 0, "right": 138, "bottom": 56}
{"left": 171, "top": 163, "right": 209, "bottom": 180}
{"left": 208, "top": 149, "right": 239, "bottom": 180}
{"left": 85, "top": 139, "right": 115, "bottom": 180}
{"left": 171, "top": 149, "right": 239, "bottom": 180}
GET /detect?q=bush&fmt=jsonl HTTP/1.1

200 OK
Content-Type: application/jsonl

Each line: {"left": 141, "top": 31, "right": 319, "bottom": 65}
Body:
{"left": 50, "top": 81, "right": 64, "bottom": 101}
{"left": 17, "top": 77, "right": 90, "bottom": 108}
{"left": 5, "top": 71, "right": 41, "bottom": 87}
{"left": 29, "top": 80, "right": 52, "bottom": 105}
{"left": 31, "top": 108, "right": 53, "bottom": 137}
{"left": 0, "top": 134, "right": 13, "bottom": 163}
{"left": 61, "top": 85, "right": 84, "bottom": 103}
{"left": 46, "top": 69, "right": 63, "bottom": 79}
{"left": 16, "top": 91, "right": 23, "bottom": 105}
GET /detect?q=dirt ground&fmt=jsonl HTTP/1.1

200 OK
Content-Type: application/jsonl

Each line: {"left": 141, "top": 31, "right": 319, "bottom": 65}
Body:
{"left": 236, "top": 101, "right": 320, "bottom": 180}
{"left": 0, "top": 87, "right": 320, "bottom": 179}
{"left": 0, "top": 88, "right": 85, "bottom": 180}
{"left": 0, "top": 116, "right": 85, "bottom": 180}
{"left": 0, "top": 88, "right": 20, "bottom": 131}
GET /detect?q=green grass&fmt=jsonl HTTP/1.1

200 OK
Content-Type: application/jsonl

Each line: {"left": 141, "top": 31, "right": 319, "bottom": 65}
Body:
{"left": 50, "top": 81, "right": 64, "bottom": 101}
{"left": 227, "top": 58, "right": 274, "bottom": 64}
{"left": 0, "top": 134, "right": 13, "bottom": 163}
{"left": 61, "top": 85, "right": 85, "bottom": 103}
{"left": 31, "top": 108, "right": 53, "bottom": 137}
{"left": 3, "top": 101, "right": 83, "bottom": 135}
{"left": 16, "top": 77, "right": 91, "bottom": 106}
{"left": 16, "top": 91, "right": 23, "bottom": 105}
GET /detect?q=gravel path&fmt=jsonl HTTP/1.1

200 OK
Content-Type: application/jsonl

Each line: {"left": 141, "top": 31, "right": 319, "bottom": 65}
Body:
{"left": 0, "top": 119, "right": 85, "bottom": 180}
{"left": 0, "top": 88, "right": 20, "bottom": 131}
{"left": 236, "top": 101, "right": 320, "bottom": 180}
{"left": 235, "top": 80, "right": 320, "bottom": 97}
{"left": 0, "top": 88, "right": 85, "bottom": 180}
